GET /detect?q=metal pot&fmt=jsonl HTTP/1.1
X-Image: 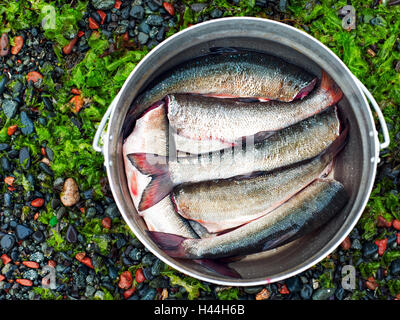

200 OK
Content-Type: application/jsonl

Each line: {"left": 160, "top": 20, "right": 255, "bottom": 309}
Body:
{"left": 93, "top": 17, "right": 390, "bottom": 286}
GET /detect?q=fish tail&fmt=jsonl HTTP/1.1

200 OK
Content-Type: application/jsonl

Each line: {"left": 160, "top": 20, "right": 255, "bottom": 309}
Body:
{"left": 320, "top": 71, "right": 343, "bottom": 104}
{"left": 294, "top": 77, "right": 317, "bottom": 100}
{"left": 194, "top": 259, "right": 242, "bottom": 279}
{"left": 127, "top": 153, "right": 173, "bottom": 211}
{"left": 147, "top": 231, "right": 188, "bottom": 258}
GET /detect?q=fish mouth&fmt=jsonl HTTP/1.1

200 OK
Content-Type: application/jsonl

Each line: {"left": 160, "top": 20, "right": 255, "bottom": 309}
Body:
{"left": 294, "top": 77, "right": 318, "bottom": 100}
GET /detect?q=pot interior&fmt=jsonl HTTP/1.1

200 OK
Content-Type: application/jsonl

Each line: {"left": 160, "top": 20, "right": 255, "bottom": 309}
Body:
{"left": 108, "top": 19, "right": 377, "bottom": 286}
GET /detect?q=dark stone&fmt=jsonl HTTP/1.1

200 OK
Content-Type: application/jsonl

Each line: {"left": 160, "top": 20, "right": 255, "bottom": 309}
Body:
{"left": 362, "top": 241, "right": 378, "bottom": 259}
{"left": 191, "top": 3, "right": 208, "bottom": 12}
{"left": 147, "top": 0, "right": 161, "bottom": 11}
{"left": 32, "top": 230, "right": 45, "bottom": 243}
{"left": 91, "top": 0, "right": 115, "bottom": 10}
{"left": 15, "top": 224, "right": 33, "bottom": 240}
{"left": 300, "top": 284, "right": 313, "bottom": 300}
{"left": 0, "top": 143, "right": 9, "bottom": 151}
{"left": 285, "top": 276, "right": 302, "bottom": 293}
{"left": 130, "top": 5, "right": 145, "bottom": 19}
{"left": 140, "top": 288, "right": 156, "bottom": 300}
{"left": 20, "top": 111, "right": 34, "bottom": 135}
{"left": 1, "top": 156, "right": 11, "bottom": 171}
{"left": 312, "top": 287, "right": 336, "bottom": 300}
{"left": 19, "top": 147, "right": 31, "bottom": 169}
{"left": 0, "top": 75, "right": 7, "bottom": 95}
{"left": 210, "top": 8, "right": 223, "bottom": 18}
{"left": 390, "top": 259, "right": 400, "bottom": 276}
{"left": 146, "top": 15, "right": 164, "bottom": 26}
{"left": 66, "top": 225, "right": 78, "bottom": 243}
{"left": 2, "top": 99, "right": 19, "bottom": 119}
{"left": 128, "top": 247, "right": 142, "bottom": 262}
{"left": 39, "top": 162, "right": 53, "bottom": 175}
{"left": 3, "top": 192, "right": 12, "bottom": 207}
{"left": 0, "top": 234, "right": 15, "bottom": 251}
{"left": 138, "top": 32, "right": 149, "bottom": 44}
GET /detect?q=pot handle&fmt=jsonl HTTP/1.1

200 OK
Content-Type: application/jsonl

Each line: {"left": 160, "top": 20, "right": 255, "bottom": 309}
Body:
{"left": 354, "top": 77, "right": 390, "bottom": 150}
{"left": 92, "top": 96, "right": 116, "bottom": 153}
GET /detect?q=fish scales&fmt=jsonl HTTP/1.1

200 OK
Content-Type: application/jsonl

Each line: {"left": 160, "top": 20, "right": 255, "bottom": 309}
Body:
{"left": 134, "top": 51, "right": 317, "bottom": 111}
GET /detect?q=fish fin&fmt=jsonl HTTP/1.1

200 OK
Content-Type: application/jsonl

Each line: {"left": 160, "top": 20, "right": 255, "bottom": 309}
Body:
{"left": 147, "top": 231, "right": 188, "bottom": 257}
{"left": 320, "top": 71, "right": 343, "bottom": 105}
{"left": 294, "top": 77, "right": 317, "bottom": 100}
{"left": 193, "top": 259, "right": 242, "bottom": 279}
{"left": 127, "top": 153, "right": 173, "bottom": 210}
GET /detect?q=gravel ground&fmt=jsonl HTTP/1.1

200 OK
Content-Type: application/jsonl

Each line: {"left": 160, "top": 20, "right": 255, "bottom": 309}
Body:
{"left": 0, "top": 0, "right": 399, "bottom": 301}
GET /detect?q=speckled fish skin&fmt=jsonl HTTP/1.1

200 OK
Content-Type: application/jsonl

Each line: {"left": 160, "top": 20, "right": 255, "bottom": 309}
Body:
{"left": 128, "top": 107, "right": 341, "bottom": 211}
{"left": 166, "top": 71, "right": 342, "bottom": 143}
{"left": 134, "top": 51, "right": 317, "bottom": 111}
{"left": 150, "top": 179, "right": 349, "bottom": 259}
{"left": 172, "top": 147, "right": 337, "bottom": 233}
{"left": 169, "top": 107, "right": 340, "bottom": 185}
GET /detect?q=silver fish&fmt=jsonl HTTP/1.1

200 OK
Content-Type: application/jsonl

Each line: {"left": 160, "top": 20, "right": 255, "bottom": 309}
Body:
{"left": 128, "top": 107, "right": 342, "bottom": 211}
{"left": 133, "top": 50, "right": 317, "bottom": 113}
{"left": 148, "top": 179, "right": 349, "bottom": 260}
{"left": 167, "top": 71, "right": 342, "bottom": 144}
{"left": 171, "top": 126, "right": 346, "bottom": 233}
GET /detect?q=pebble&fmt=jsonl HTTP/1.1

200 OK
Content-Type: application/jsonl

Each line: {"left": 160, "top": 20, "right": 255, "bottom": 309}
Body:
{"left": 390, "top": 259, "right": 400, "bottom": 276}
{"left": 23, "top": 269, "right": 38, "bottom": 281}
{"left": 32, "top": 231, "right": 45, "bottom": 243}
{"left": 0, "top": 75, "right": 8, "bottom": 95}
{"left": 130, "top": 5, "right": 145, "bottom": 19}
{"left": 91, "top": 0, "right": 116, "bottom": 10}
{"left": 29, "top": 252, "right": 44, "bottom": 263}
{"left": 300, "top": 284, "right": 313, "bottom": 299}
{"left": 138, "top": 32, "right": 149, "bottom": 44}
{"left": 0, "top": 234, "right": 15, "bottom": 251}
{"left": 0, "top": 33, "right": 9, "bottom": 57}
{"left": 285, "top": 276, "right": 302, "bottom": 293}
{"left": 66, "top": 225, "right": 78, "bottom": 243}
{"left": 146, "top": 15, "right": 164, "bottom": 26}
{"left": 312, "top": 287, "right": 336, "bottom": 300}
{"left": 15, "top": 224, "right": 33, "bottom": 240}
{"left": 11, "top": 36, "right": 24, "bottom": 55}
{"left": 2, "top": 99, "right": 19, "bottom": 119}
{"left": 20, "top": 111, "right": 34, "bottom": 135}
{"left": 60, "top": 178, "right": 80, "bottom": 207}
{"left": 362, "top": 241, "right": 378, "bottom": 259}
{"left": 19, "top": 147, "right": 31, "bottom": 169}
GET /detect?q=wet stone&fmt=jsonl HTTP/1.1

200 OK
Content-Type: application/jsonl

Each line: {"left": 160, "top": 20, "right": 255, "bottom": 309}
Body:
{"left": 0, "top": 33, "right": 9, "bottom": 57}
{"left": 0, "top": 234, "right": 15, "bottom": 251}
{"left": 390, "top": 259, "right": 400, "bottom": 276}
{"left": 1, "top": 157, "right": 11, "bottom": 171}
{"left": 130, "top": 5, "right": 145, "bottom": 19}
{"left": 91, "top": 0, "right": 115, "bottom": 10}
{"left": 0, "top": 75, "right": 7, "bottom": 95}
{"left": 146, "top": 15, "right": 164, "bottom": 26}
{"left": 191, "top": 3, "right": 208, "bottom": 12}
{"left": 3, "top": 193, "right": 12, "bottom": 207}
{"left": 138, "top": 32, "right": 149, "bottom": 44}
{"left": 32, "top": 230, "right": 44, "bottom": 243}
{"left": 15, "top": 224, "right": 33, "bottom": 240}
{"left": 210, "top": 8, "right": 223, "bottom": 18}
{"left": 312, "top": 287, "right": 336, "bottom": 300}
{"left": 2, "top": 99, "right": 19, "bottom": 119}
{"left": 19, "top": 147, "right": 31, "bottom": 169}
{"left": 363, "top": 241, "right": 378, "bottom": 259}
{"left": 0, "top": 143, "right": 9, "bottom": 151}
{"left": 286, "top": 276, "right": 302, "bottom": 293}
{"left": 30, "top": 251, "right": 44, "bottom": 263}
{"left": 23, "top": 269, "right": 38, "bottom": 281}
{"left": 300, "top": 284, "right": 313, "bottom": 300}
{"left": 66, "top": 225, "right": 78, "bottom": 243}
{"left": 20, "top": 111, "right": 34, "bottom": 135}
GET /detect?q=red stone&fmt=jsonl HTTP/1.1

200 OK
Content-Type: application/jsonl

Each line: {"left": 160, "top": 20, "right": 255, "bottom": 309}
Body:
{"left": 0, "top": 275, "right": 5, "bottom": 282}
{"left": 77, "top": 31, "right": 85, "bottom": 38}
{"left": 279, "top": 284, "right": 290, "bottom": 294}
{"left": 97, "top": 10, "right": 107, "bottom": 24}
{"left": 22, "top": 261, "right": 40, "bottom": 269}
{"left": 123, "top": 287, "right": 136, "bottom": 299}
{"left": 7, "top": 125, "right": 18, "bottom": 136}
{"left": 135, "top": 268, "right": 146, "bottom": 283}
{"left": 340, "top": 236, "right": 351, "bottom": 250}
{"left": 114, "top": 0, "right": 122, "bottom": 9}
{"left": 102, "top": 217, "right": 112, "bottom": 229}
{"left": 62, "top": 37, "right": 78, "bottom": 55}
{"left": 1, "top": 254, "right": 11, "bottom": 265}
{"left": 16, "top": 279, "right": 33, "bottom": 287}
{"left": 48, "top": 260, "right": 57, "bottom": 268}
{"left": 11, "top": 36, "right": 24, "bottom": 55}
{"left": 81, "top": 256, "right": 94, "bottom": 269}
{"left": 26, "top": 71, "right": 43, "bottom": 83}
{"left": 375, "top": 238, "right": 388, "bottom": 256}
{"left": 89, "top": 17, "right": 99, "bottom": 30}
{"left": 4, "top": 176, "right": 15, "bottom": 186}
{"left": 119, "top": 271, "right": 133, "bottom": 289}
{"left": 31, "top": 198, "right": 44, "bottom": 208}
{"left": 163, "top": 2, "right": 175, "bottom": 16}
{"left": 75, "top": 252, "right": 86, "bottom": 262}
{"left": 69, "top": 95, "right": 84, "bottom": 113}
{"left": 377, "top": 215, "right": 392, "bottom": 228}
{"left": 365, "top": 277, "right": 378, "bottom": 291}
{"left": 393, "top": 219, "right": 400, "bottom": 231}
